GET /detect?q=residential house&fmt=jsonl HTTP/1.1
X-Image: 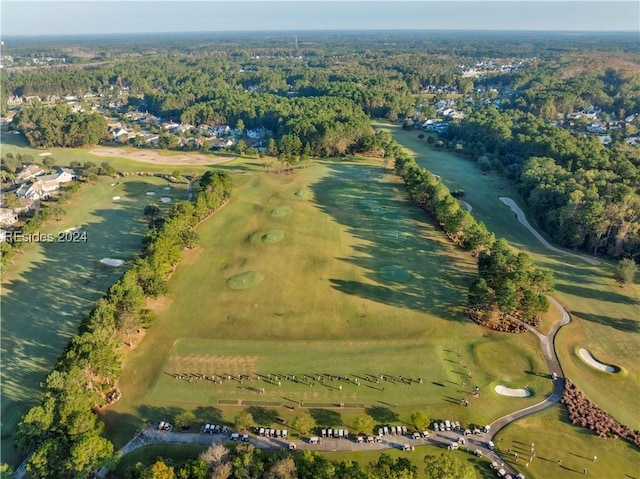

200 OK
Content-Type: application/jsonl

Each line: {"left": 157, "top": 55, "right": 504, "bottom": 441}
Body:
{"left": 208, "top": 138, "right": 234, "bottom": 150}
{"left": 6, "top": 96, "right": 23, "bottom": 107}
{"left": 16, "top": 168, "right": 76, "bottom": 201}
{"left": 16, "top": 164, "right": 45, "bottom": 184}
{"left": 0, "top": 208, "right": 18, "bottom": 226}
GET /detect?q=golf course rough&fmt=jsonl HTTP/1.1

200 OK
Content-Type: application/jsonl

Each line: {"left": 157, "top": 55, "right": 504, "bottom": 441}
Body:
{"left": 226, "top": 271, "right": 265, "bottom": 290}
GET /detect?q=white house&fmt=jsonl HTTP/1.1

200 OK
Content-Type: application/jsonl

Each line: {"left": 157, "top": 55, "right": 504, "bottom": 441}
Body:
{"left": 16, "top": 168, "right": 76, "bottom": 201}
{"left": 15, "top": 164, "right": 45, "bottom": 183}
{"left": 0, "top": 208, "right": 18, "bottom": 226}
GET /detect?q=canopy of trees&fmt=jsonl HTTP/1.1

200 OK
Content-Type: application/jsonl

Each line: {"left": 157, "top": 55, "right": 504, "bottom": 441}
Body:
{"left": 14, "top": 104, "right": 108, "bottom": 147}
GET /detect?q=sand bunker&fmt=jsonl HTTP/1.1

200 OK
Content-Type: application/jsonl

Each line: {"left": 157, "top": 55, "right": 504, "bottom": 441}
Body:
{"left": 100, "top": 258, "right": 125, "bottom": 267}
{"left": 164, "top": 187, "right": 171, "bottom": 190}
{"left": 112, "top": 196, "right": 121, "bottom": 201}
{"left": 62, "top": 226, "right": 82, "bottom": 234}
{"left": 271, "top": 205, "right": 292, "bottom": 218}
{"left": 460, "top": 200, "right": 473, "bottom": 212}
{"left": 578, "top": 348, "right": 617, "bottom": 373}
{"left": 378, "top": 265, "right": 412, "bottom": 283}
{"left": 111, "top": 182, "right": 118, "bottom": 186}
{"left": 294, "top": 189, "right": 311, "bottom": 199}
{"left": 262, "top": 230, "right": 285, "bottom": 244}
{"left": 146, "top": 191, "right": 157, "bottom": 196}
{"left": 90, "top": 146, "right": 237, "bottom": 166}
{"left": 495, "top": 385, "right": 531, "bottom": 397}
{"left": 226, "top": 271, "right": 264, "bottom": 290}
{"left": 38, "top": 152, "right": 52, "bottom": 156}
{"left": 161, "top": 197, "right": 172, "bottom": 203}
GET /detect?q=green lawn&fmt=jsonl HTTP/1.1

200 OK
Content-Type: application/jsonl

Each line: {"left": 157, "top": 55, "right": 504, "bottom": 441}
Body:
{"left": 102, "top": 158, "right": 552, "bottom": 449}
{"left": 377, "top": 123, "right": 640, "bottom": 429}
{"left": 494, "top": 405, "right": 639, "bottom": 479}
{"left": 0, "top": 142, "right": 189, "bottom": 464}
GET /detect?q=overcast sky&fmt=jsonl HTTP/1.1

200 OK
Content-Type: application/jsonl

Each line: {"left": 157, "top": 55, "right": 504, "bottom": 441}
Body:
{"left": 2, "top": 1, "right": 639, "bottom": 37}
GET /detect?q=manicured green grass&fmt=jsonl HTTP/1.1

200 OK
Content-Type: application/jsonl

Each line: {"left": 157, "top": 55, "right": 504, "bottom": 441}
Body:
{"left": 102, "top": 159, "right": 552, "bottom": 449}
{"left": 494, "top": 405, "right": 639, "bottom": 479}
{"left": 377, "top": 123, "right": 640, "bottom": 429}
{"left": 0, "top": 146, "right": 189, "bottom": 464}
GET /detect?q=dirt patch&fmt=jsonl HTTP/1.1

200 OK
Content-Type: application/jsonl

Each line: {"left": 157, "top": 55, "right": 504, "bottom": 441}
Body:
{"left": 166, "top": 355, "right": 259, "bottom": 375}
{"left": 90, "top": 147, "right": 237, "bottom": 166}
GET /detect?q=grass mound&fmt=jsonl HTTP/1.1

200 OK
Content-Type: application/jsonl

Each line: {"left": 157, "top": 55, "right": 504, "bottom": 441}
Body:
{"left": 261, "top": 230, "right": 285, "bottom": 244}
{"left": 378, "top": 265, "right": 412, "bottom": 283}
{"left": 271, "top": 205, "right": 292, "bottom": 217}
{"left": 294, "top": 188, "right": 311, "bottom": 199}
{"left": 226, "top": 271, "right": 264, "bottom": 290}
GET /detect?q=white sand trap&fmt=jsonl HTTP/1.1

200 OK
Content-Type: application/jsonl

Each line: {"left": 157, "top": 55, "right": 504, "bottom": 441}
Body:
{"left": 62, "top": 226, "right": 82, "bottom": 234}
{"left": 578, "top": 348, "right": 616, "bottom": 373}
{"left": 146, "top": 191, "right": 156, "bottom": 196}
{"left": 161, "top": 197, "right": 172, "bottom": 203}
{"left": 164, "top": 186, "right": 171, "bottom": 190}
{"left": 495, "top": 385, "right": 531, "bottom": 397}
{"left": 112, "top": 196, "right": 121, "bottom": 201}
{"left": 100, "top": 258, "right": 125, "bottom": 267}
{"left": 111, "top": 182, "right": 117, "bottom": 186}
{"left": 38, "top": 152, "right": 52, "bottom": 156}
{"left": 499, "top": 197, "right": 600, "bottom": 265}
{"left": 460, "top": 200, "right": 473, "bottom": 212}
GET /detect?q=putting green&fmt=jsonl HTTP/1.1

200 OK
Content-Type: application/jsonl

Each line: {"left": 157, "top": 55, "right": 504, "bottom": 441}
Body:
{"left": 226, "top": 271, "right": 264, "bottom": 290}
{"left": 270, "top": 205, "right": 292, "bottom": 217}
{"left": 378, "top": 265, "right": 412, "bottom": 283}
{"left": 261, "top": 230, "right": 285, "bottom": 244}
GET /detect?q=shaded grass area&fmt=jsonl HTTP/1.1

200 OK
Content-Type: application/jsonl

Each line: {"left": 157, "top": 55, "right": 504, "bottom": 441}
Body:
{"left": 102, "top": 162, "right": 552, "bottom": 448}
{"left": 0, "top": 175, "right": 187, "bottom": 465}
{"left": 493, "top": 404, "right": 640, "bottom": 479}
{"left": 379, "top": 123, "right": 640, "bottom": 429}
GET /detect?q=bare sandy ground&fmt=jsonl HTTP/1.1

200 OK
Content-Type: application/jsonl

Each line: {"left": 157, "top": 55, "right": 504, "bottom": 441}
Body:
{"left": 498, "top": 197, "right": 601, "bottom": 265}
{"left": 90, "top": 147, "right": 237, "bottom": 166}
{"left": 494, "top": 385, "right": 531, "bottom": 397}
{"left": 578, "top": 348, "right": 616, "bottom": 373}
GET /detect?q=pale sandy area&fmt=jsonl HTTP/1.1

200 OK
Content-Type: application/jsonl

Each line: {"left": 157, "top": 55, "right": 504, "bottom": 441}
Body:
{"left": 578, "top": 348, "right": 616, "bottom": 372}
{"left": 90, "top": 147, "right": 237, "bottom": 166}
{"left": 494, "top": 385, "right": 531, "bottom": 397}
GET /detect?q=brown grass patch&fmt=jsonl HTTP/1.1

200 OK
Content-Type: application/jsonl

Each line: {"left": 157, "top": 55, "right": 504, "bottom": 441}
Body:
{"left": 90, "top": 147, "right": 237, "bottom": 166}
{"left": 165, "top": 355, "right": 259, "bottom": 375}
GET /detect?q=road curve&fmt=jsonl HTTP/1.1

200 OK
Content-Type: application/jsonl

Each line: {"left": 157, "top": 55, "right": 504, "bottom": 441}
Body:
{"left": 498, "top": 197, "right": 600, "bottom": 265}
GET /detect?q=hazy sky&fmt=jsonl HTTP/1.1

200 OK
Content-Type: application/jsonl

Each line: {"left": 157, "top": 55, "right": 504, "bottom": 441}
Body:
{"left": 2, "top": 1, "right": 639, "bottom": 36}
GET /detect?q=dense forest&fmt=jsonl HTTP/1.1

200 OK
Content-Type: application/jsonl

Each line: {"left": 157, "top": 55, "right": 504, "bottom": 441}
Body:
{"left": 2, "top": 32, "right": 639, "bottom": 256}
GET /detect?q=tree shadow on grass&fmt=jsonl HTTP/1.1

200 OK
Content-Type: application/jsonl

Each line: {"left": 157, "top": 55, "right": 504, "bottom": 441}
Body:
{"left": 556, "top": 282, "right": 638, "bottom": 307}
{"left": 246, "top": 406, "right": 280, "bottom": 425}
{"left": 365, "top": 405, "right": 398, "bottom": 423}
{"left": 572, "top": 310, "right": 640, "bottom": 333}
{"left": 310, "top": 162, "right": 476, "bottom": 321}
{"left": 469, "top": 457, "right": 496, "bottom": 479}
{"left": 308, "top": 408, "right": 342, "bottom": 427}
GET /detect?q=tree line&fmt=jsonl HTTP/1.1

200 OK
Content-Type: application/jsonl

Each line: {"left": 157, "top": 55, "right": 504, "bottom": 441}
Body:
{"left": 14, "top": 104, "right": 108, "bottom": 147}
{"left": 444, "top": 106, "right": 640, "bottom": 260}
{"left": 387, "top": 137, "right": 554, "bottom": 329}
{"left": 124, "top": 443, "right": 474, "bottom": 479}
{"left": 14, "top": 171, "right": 233, "bottom": 478}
